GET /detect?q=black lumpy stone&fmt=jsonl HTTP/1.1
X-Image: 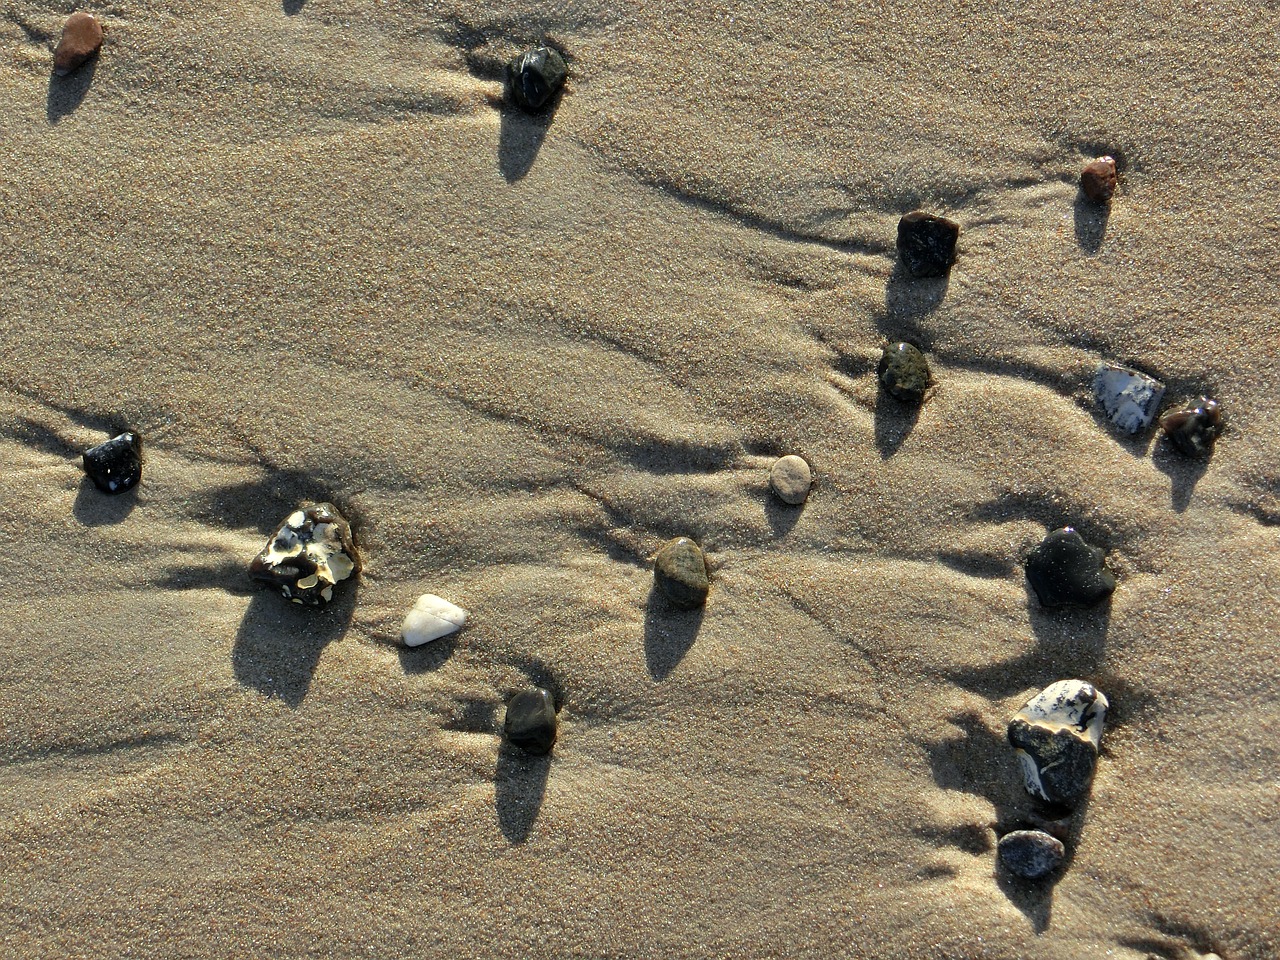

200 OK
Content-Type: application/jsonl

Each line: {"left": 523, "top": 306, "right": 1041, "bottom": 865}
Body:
{"left": 1024, "top": 528, "right": 1115, "bottom": 609}
{"left": 504, "top": 687, "right": 558, "bottom": 755}
{"left": 896, "top": 211, "right": 960, "bottom": 278}
{"left": 508, "top": 46, "right": 567, "bottom": 112}
{"left": 82, "top": 431, "right": 142, "bottom": 494}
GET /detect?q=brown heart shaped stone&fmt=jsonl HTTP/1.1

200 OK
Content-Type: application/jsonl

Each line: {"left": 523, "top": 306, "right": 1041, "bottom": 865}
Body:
{"left": 54, "top": 12, "right": 103, "bottom": 77}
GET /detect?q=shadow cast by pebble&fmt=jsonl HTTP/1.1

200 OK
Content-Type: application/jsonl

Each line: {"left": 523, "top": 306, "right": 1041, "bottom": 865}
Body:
{"left": 1027, "top": 594, "right": 1111, "bottom": 673}
{"left": 764, "top": 495, "right": 803, "bottom": 537}
{"left": 874, "top": 393, "right": 922, "bottom": 459}
{"left": 1073, "top": 194, "right": 1109, "bottom": 254}
{"left": 73, "top": 476, "right": 137, "bottom": 525}
{"left": 883, "top": 262, "right": 949, "bottom": 325}
{"left": 494, "top": 741, "right": 552, "bottom": 843}
{"left": 231, "top": 583, "right": 357, "bottom": 708}
{"left": 643, "top": 586, "right": 705, "bottom": 680}
{"left": 47, "top": 57, "right": 97, "bottom": 124}
{"left": 497, "top": 93, "right": 560, "bottom": 183}
{"left": 1152, "top": 437, "right": 1210, "bottom": 513}
{"left": 282, "top": 0, "right": 305, "bottom": 13}
{"left": 397, "top": 633, "right": 457, "bottom": 674}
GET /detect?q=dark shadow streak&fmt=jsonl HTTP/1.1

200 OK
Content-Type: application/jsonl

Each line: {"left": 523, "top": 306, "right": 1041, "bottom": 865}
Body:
{"left": 1026, "top": 593, "right": 1112, "bottom": 673}
{"left": 497, "top": 90, "right": 561, "bottom": 183}
{"left": 494, "top": 741, "right": 551, "bottom": 843}
{"left": 1151, "top": 436, "right": 1210, "bottom": 514}
{"left": 397, "top": 633, "right": 457, "bottom": 674}
{"left": 874, "top": 392, "right": 922, "bottom": 459}
{"left": 643, "top": 586, "right": 704, "bottom": 681}
{"left": 282, "top": 0, "right": 305, "bottom": 13}
{"left": 47, "top": 57, "right": 97, "bottom": 124}
{"left": 73, "top": 476, "right": 137, "bottom": 526}
{"left": 764, "top": 495, "right": 803, "bottom": 537}
{"left": 1073, "top": 194, "right": 1109, "bottom": 254}
{"left": 883, "top": 262, "right": 949, "bottom": 330}
{"left": 231, "top": 583, "right": 357, "bottom": 708}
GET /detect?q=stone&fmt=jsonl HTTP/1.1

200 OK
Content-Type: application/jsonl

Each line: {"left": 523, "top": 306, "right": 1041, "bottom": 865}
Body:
{"left": 1008, "top": 679, "right": 1108, "bottom": 810}
{"left": 896, "top": 211, "right": 959, "bottom": 278}
{"left": 997, "top": 830, "right": 1066, "bottom": 880}
{"left": 654, "top": 537, "right": 709, "bottom": 609}
{"left": 53, "top": 12, "right": 103, "bottom": 76}
{"left": 1024, "top": 528, "right": 1115, "bottom": 608}
{"left": 82, "top": 431, "right": 142, "bottom": 494}
{"left": 1080, "top": 156, "right": 1118, "bottom": 204}
{"left": 504, "top": 687, "right": 558, "bottom": 755}
{"left": 249, "top": 503, "right": 359, "bottom": 607}
{"left": 1094, "top": 363, "right": 1165, "bottom": 435}
{"left": 877, "top": 342, "right": 932, "bottom": 403}
{"left": 401, "top": 594, "right": 467, "bottom": 647}
{"left": 508, "top": 46, "right": 567, "bottom": 112}
{"left": 1160, "top": 397, "right": 1222, "bottom": 457}
{"left": 769, "top": 455, "right": 812, "bottom": 505}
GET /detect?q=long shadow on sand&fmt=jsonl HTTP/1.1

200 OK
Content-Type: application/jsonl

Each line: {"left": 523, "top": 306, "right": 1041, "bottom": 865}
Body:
{"left": 873, "top": 391, "right": 922, "bottom": 459}
{"left": 1151, "top": 436, "right": 1210, "bottom": 514}
{"left": 1073, "top": 194, "right": 1110, "bottom": 254}
{"left": 231, "top": 584, "right": 357, "bottom": 708}
{"left": 73, "top": 476, "right": 137, "bottom": 526}
{"left": 47, "top": 58, "right": 96, "bottom": 123}
{"left": 494, "top": 742, "right": 552, "bottom": 843}
{"left": 644, "top": 586, "right": 705, "bottom": 680}
{"left": 765, "top": 495, "right": 804, "bottom": 537}
{"left": 497, "top": 90, "right": 562, "bottom": 183}
{"left": 398, "top": 633, "right": 457, "bottom": 674}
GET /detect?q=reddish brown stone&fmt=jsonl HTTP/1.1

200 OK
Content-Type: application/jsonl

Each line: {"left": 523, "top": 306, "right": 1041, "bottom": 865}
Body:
{"left": 1080, "top": 156, "right": 1117, "bottom": 204}
{"left": 53, "top": 12, "right": 102, "bottom": 76}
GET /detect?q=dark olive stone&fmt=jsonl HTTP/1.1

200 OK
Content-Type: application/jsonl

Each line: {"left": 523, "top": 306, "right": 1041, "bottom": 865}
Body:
{"left": 1024, "top": 528, "right": 1115, "bottom": 609}
{"left": 82, "top": 431, "right": 142, "bottom": 494}
{"left": 249, "top": 503, "right": 359, "bottom": 607}
{"left": 1160, "top": 398, "right": 1222, "bottom": 457}
{"left": 896, "top": 211, "right": 959, "bottom": 278}
{"left": 1080, "top": 156, "right": 1118, "bottom": 204}
{"left": 654, "top": 537, "right": 709, "bottom": 609}
{"left": 508, "top": 46, "right": 567, "bottom": 112}
{"left": 877, "top": 342, "right": 931, "bottom": 403}
{"left": 504, "top": 687, "right": 558, "bottom": 755}
{"left": 1007, "top": 718, "right": 1098, "bottom": 810}
{"left": 997, "top": 829, "right": 1066, "bottom": 880}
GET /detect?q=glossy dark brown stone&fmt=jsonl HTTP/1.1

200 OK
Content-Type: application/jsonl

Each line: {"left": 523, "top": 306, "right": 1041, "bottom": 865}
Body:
{"left": 82, "top": 431, "right": 142, "bottom": 494}
{"left": 508, "top": 46, "right": 567, "bottom": 112}
{"left": 896, "top": 211, "right": 959, "bottom": 278}
{"left": 654, "top": 537, "right": 709, "bottom": 609}
{"left": 504, "top": 687, "right": 558, "bottom": 755}
{"left": 53, "top": 12, "right": 103, "bottom": 76}
{"left": 1024, "top": 528, "right": 1115, "bottom": 609}
{"left": 1160, "top": 398, "right": 1222, "bottom": 457}
{"left": 877, "top": 342, "right": 931, "bottom": 403}
{"left": 1081, "top": 156, "right": 1117, "bottom": 204}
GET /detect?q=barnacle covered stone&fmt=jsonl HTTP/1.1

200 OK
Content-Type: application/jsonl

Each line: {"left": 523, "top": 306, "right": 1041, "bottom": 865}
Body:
{"left": 878, "top": 342, "right": 932, "bottom": 403}
{"left": 1008, "top": 680, "right": 1108, "bottom": 810}
{"left": 1080, "top": 156, "right": 1118, "bottom": 204}
{"left": 53, "top": 12, "right": 103, "bottom": 76}
{"left": 1160, "top": 397, "right": 1222, "bottom": 457}
{"left": 1094, "top": 363, "right": 1165, "bottom": 435}
{"left": 249, "top": 503, "right": 359, "bottom": 606}
{"left": 896, "top": 211, "right": 959, "bottom": 277}
{"left": 654, "top": 537, "right": 710, "bottom": 609}
{"left": 82, "top": 431, "right": 142, "bottom": 494}
{"left": 504, "top": 687, "right": 558, "bottom": 755}
{"left": 508, "top": 45, "right": 567, "bottom": 112}
{"left": 1024, "top": 528, "right": 1115, "bottom": 608}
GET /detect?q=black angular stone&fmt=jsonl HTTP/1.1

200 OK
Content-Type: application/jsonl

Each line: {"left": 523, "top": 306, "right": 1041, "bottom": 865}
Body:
{"left": 896, "top": 211, "right": 959, "bottom": 278}
{"left": 877, "top": 342, "right": 931, "bottom": 403}
{"left": 1160, "top": 398, "right": 1222, "bottom": 457}
{"left": 504, "top": 687, "right": 558, "bottom": 755}
{"left": 508, "top": 45, "right": 567, "bottom": 112}
{"left": 82, "top": 431, "right": 142, "bottom": 494}
{"left": 997, "top": 829, "right": 1066, "bottom": 880}
{"left": 1007, "top": 719, "right": 1098, "bottom": 810}
{"left": 654, "top": 537, "right": 709, "bottom": 609}
{"left": 1024, "top": 528, "right": 1115, "bottom": 608}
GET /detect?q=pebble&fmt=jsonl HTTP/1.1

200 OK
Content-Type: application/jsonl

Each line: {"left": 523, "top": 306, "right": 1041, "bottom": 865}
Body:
{"left": 504, "top": 687, "right": 558, "bottom": 755}
{"left": 508, "top": 45, "right": 567, "bottom": 112}
{"left": 654, "top": 537, "right": 710, "bottom": 609}
{"left": 877, "top": 342, "right": 932, "bottom": 403}
{"left": 81, "top": 431, "right": 142, "bottom": 494}
{"left": 249, "top": 503, "right": 359, "bottom": 607}
{"left": 896, "top": 211, "right": 959, "bottom": 278}
{"left": 53, "top": 12, "right": 103, "bottom": 76}
{"left": 1080, "top": 156, "right": 1118, "bottom": 204}
{"left": 997, "top": 829, "right": 1066, "bottom": 880}
{"left": 1008, "top": 679, "right": 1108, "bottom": 810}
{"left": 1094, "top": 363, "right": 1165, "bottom": 435}
{"left": 769, "top": 455, "right": 812, "bottom": 505}
{"left": 1160, "top": 397, "right": 1222, "bottom": 457}
{"left": 1024, "top": 528, "right": 1115, "bottom": 608}
{"left": 401, "top": 594, "right": 467, "bottom": 647}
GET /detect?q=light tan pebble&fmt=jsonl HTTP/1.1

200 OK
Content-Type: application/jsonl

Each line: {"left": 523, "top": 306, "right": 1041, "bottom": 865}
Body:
{"left": 769, "top": 455, "right": 812, "bottom": 505}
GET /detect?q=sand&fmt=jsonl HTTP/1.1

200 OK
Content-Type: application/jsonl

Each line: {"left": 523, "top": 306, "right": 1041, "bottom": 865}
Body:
{"left": 1, "top": 0, "right": 1278, "bottom": 957}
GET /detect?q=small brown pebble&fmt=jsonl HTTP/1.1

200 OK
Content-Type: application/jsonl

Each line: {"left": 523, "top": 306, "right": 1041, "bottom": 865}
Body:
{"left": 769, "top": 455, "right": 812, "bottom": 506}
{"left": 1080, "top": 156, "right": 1117, "bottom": 204}
{"left": 53, "top": 12, "right": 103, "bottom": 76}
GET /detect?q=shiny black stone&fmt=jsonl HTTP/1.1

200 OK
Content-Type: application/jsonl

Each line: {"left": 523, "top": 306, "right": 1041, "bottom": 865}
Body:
{"left": 1160, "top": 398, "right": 1222, "bottom": 457}
{"left": 896, "top": 211, "right": 959, "bottom": 278}
{"left": 1024, "top": 528, "right": 1115, "bottom": 608}
{"left": 508, "top": 46, "right": 567, "bottom": 112}
{"left": 877, "top": 342, "right": 932, "bottom": 403}
{"left": 82, "top": 431, "right": 142, "bottom": 494}
{"left": 504, "top": 687, "right": 558, "bottom": 755}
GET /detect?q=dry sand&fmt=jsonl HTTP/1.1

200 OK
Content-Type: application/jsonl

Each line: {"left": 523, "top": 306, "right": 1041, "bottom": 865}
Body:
{"left": 2, "top": 1, "right": 1278, "bottom": 957}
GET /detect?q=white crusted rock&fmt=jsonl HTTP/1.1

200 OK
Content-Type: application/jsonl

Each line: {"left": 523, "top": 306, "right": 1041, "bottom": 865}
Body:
{"left": 401, "top": 594, "right": 467, "bottom": 647}
{"left": 1008, "top": 680, "right": 1108, "bottom": 809}
{"left": 1094, "top": 363, "right": 1165, "bottom": 434}
{"left": 249, "top": 503, "right": 359, "bottom": 607}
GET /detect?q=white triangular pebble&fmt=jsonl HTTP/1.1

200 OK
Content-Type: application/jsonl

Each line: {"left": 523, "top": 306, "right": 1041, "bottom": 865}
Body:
{"left": 401, "top": 594, "right": 467, "bottom": 647}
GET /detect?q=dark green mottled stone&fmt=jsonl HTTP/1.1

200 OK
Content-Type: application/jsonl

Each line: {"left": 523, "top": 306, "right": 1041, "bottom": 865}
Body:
{"left": 897, "top": 210, "right": 959, "bottom": 277}
{"left": 508, "top": 46, "right": 567, "bottom": 112}
{"left": 504, "top": 687, "right": 558, "bottom": 755}
{"left": 877, "top": 342, "right": 931, "bottom": 403}
{"left": 1024, "top": 528, "right": 1115, "bottom": 608}
{"left": 654, "top": 537, "right": 709, "bottom": 609}
{"left": 1007, "top": 718, "right": 1098, "bottom": 809}
{"left": 1161, "top": 398, "right": 1222, "bottom": 457}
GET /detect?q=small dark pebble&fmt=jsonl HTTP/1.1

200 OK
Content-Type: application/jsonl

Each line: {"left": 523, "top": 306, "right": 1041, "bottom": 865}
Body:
{"left": 82, "top": 431, "right": 142, "bottom": 494}
{"left": 997, "top": 829, "right": 1066, "bottom": 880}
{"left": 508, "top": 46, "right": 567, "bottom": 112}
{"left": 654, "top": 537, "right": 710, "bottom": 609}
{"left": 1024, "top": 528, "right": 1115, "bottom": 608}
{"left": 877, "top": 342, "right": 932, "bottom": 403}
{"left": 1080, "top": 156, "right": 1118, "bottom": 204}
{"left": 896, "top": 211, "right": 959, "bottom": 278}
{"left": 1160, "top": 398, "right": 1222, "bottom": 457}
{"left": 504, "top": 687, "right": 558, "bottom": 755}
{"left": 53, "top": 11, "right": 103, "bottom": 77}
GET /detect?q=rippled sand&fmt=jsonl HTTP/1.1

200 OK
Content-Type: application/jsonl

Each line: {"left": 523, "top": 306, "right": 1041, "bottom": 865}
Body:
{"left": 1, "top": 1, "right": 1277, "bottom": 957}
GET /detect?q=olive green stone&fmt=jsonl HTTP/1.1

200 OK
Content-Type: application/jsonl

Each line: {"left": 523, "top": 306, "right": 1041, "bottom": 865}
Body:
{"left": 504, "top": 687, "right": 558, "bottom": 755}
{"left": 508, "top": 46, "right": 567, "bottom": 112}
{"left": 877, "top": 342, "right": 931, "bottom": 403}
{"left": 654, "top": 537, "right": 709, "bottom": 609}
{"left": 1024, "top": 528, "right": 1115, "bottom": 608}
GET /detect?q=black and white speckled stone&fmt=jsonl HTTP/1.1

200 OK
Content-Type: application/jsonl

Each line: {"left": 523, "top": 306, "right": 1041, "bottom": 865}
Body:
{"left": 82, "top": 431, "right": 142, "bottom": 494}
{"left": 998, "top": 830, "right": 1066, "bottom": 879}
{"left": 1008, "top": 680, "right": 1108, "bottom": 810}
{"left": 504, "top": 687, "right": 558, "bottom": 755}
{"left": 249, "top": 503, "right": 359, "bottom": 607}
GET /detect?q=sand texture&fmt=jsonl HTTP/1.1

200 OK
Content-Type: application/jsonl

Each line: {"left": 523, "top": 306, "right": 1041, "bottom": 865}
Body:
{"left": 2, "top": 0, "right": 1278, "bottom": 957}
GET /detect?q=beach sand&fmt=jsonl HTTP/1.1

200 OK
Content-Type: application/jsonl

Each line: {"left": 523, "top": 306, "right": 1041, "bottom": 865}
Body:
{"left": 1, "top": 1, "right": 1277, "bottom": 956}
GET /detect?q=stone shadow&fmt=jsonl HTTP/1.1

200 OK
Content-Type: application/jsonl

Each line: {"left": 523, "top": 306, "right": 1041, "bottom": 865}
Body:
{"left": 1073, "top": 194, "right": 1109, "bottom": 254}
{"left": 643, "top": 586, "right": 705, "bottom": 680}
{"left": 1151, "top": 436, "right": 1210, "bottom": 514}
{"left": 498, "top": 94, "right": 560, "bottom": 183}
{"left": 283, "top": 0, "right": 305, "bottom": 13}
{"left": 883, "top": 262, "right": 949, "bottom": 328}
{"left": 764, "top": 494, "right": 803, "bottom": 537}
{"left": 397, "top": 632, "right": 457, "bottom": 674}
{"left": 874, "top": 391, "right": 922, "bottom": 459}
{"left": 73, "top": 476, "right": 137, "bottom": 525}
{"left": 494, "top": 741, "right": 552, "bottom": 843}
{"left": 47, "top": 57, "right": 96, "bottom": 124}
